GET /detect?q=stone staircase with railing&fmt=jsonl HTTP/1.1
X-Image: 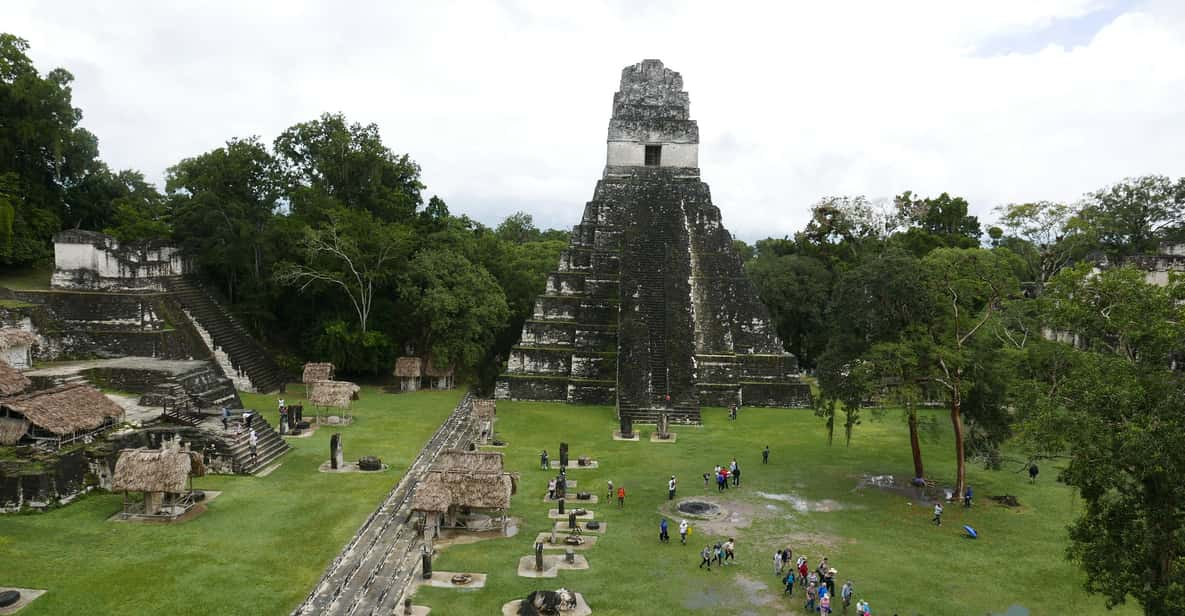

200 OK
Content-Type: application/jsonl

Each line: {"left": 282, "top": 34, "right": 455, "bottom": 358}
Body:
{"left": 162, "top": 276, "right": 286, "bottom": 394}
{"left": 295, "top": 395, "right": 477, "bottom": 615}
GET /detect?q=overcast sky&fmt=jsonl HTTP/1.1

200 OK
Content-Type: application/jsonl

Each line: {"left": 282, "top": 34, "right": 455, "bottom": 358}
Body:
{"left": 7, "top": 0, "right": 1185, "bottom": 241}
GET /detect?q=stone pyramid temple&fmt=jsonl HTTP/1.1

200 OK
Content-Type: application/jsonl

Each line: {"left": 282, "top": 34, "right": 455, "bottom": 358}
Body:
{"left": 495, "top": 59, "right": 811, "bottom": 423}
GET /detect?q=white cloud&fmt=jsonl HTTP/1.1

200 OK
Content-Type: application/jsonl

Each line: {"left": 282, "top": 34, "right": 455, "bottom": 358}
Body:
{"left": 5, "top": 0, "right": 1183, "bottom": 240}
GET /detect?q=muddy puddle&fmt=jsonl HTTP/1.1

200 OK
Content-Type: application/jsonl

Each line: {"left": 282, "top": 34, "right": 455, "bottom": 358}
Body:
{"left": 754, "top": 491, "right": 850, "bottom": 513}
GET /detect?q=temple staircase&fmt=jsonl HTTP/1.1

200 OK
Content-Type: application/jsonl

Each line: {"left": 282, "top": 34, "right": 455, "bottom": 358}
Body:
{"left": 219, "top": 414, "right": 289, "bottom": 475}
{"left": 163, "top": 276, "right": 285, "bottom": 394}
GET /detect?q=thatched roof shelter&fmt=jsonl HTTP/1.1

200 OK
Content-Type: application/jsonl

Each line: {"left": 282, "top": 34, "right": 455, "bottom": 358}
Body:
{"left": 423, "top": 357, "right": 453, "bottom": 377}
{"left": 0, "top": 359, "right": 31, "bottom": 396}
{"left": 1, "top": 383, "right": 123, "bottom": 435}
{"left": 437, "top": 449, "right": 505, "bottom": 474}
{"left": 0, "top": 417, "right": 28, "bottom": 446}
{"left": 394, "top": 357, "right": 422, "bottom": 378}
{"left": 410, "top": 479, "right": 452, "bottom": 513}
{"left": 416, "top": 470, "right": 514, "bottom": 511}
{"left": 309, "top": 380, "right": 360, "bottom": 409}
{"left": 302, "top": 362, "right": 334, "bottom": 384}
{"left": 111, "top": 446, "right": 206, "bottom": 493}
{"left": 472, "top": 399, "right": 496, "bottom": 419}
{"left": 0, "top": 329, "right": 36, "bottom": 350}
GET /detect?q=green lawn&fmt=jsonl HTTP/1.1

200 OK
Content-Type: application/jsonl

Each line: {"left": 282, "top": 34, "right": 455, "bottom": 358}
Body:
{"left": 0, "top": 391, "right": 1137, "bottom": 615}
{"left": 0, "top": 386, "right": 461, "bottom": 615}
{"left": 413, "top": 401, "right": 1136, "bottom": 616}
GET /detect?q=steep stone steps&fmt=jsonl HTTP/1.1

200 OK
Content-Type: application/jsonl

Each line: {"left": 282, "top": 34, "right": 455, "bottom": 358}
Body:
{"left": 162, "top": 276, "right": 286, "bottom": 394}
{"left": 219, "top": 414, "right": 289, "bottom": 474}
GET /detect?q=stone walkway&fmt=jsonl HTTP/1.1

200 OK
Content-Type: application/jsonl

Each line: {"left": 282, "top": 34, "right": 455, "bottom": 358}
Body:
{"left": 293, "top": 395, "right": 478, "bottom": 616}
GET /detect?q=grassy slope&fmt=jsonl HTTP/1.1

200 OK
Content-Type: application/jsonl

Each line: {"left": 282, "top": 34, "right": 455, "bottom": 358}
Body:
{"left": 0, "top": 386, "right": 461, "bottom": 616}
{"left": 414, "top": 402, "right": 1135, "bottom": 616}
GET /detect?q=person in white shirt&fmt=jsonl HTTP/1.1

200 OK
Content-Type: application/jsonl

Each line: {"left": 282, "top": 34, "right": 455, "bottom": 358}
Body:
{"left": 933, "top": 502, "right": 944, "bottom": 526}
{"left": 679, "top": 519, "right": 689, "bottom": 544}
{"left": 249, "top": 429, "right": 259, "bottom": 465}
{"left": 668, "top": 475, "right": 677, "bottom": 500}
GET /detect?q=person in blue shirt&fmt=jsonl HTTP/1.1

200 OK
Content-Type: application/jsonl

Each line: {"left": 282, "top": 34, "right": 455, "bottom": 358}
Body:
{"left": 659, "top": 518, "right": 669, "bottom": 543}
{"left": 964, "top": 485, "right": 973, "bottom": 508}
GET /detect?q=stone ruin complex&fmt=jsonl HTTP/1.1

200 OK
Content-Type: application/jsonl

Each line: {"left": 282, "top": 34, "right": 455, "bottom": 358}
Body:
{"left": 497, "top": 60, "right": 811, "bottom": 423}
{"left": 0, "top": 230, "right": 290, "bottom": 510}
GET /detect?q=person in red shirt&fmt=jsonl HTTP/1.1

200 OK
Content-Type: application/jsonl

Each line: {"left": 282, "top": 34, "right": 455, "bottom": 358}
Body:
{"left": 617, "top": 486, "right": 625, "bottom": 508}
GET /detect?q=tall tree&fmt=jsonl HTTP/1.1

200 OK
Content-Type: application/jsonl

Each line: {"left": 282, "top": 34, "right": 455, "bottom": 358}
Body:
{"left": 400, "top": 248, "right": 509, "bottom": 372}
{"left": 0, "top": 34, "right": 108, "bottom": 264}
{"left": 1020, "top": 265, "right": 1185, "bottom": 614}
{"left": 1079, "top": 175, "right": 1185, "bottom": 257}
{"left": 994, "top": 200, "right": 1093, "bottom": 294}
{"left": 168, "top": 137, "right": 279, "bottom": 304}
{"left": 917, "top": 247, "right": 1021, "bottom": 495}
{"left": 273, "top": 112, "right": 424, "bottom": 224}
{"left": 274, "top": 207, "right": 408, "bottom": 334}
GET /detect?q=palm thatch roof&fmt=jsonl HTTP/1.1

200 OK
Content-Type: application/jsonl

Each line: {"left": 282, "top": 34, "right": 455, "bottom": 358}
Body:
{"left": 415, "top": 470, "right": 514, "bottom": 511}
{"left": 111, "top": 446, "right": 206, "bottom": 493}
{"left": 0, "top": 359, "right": 31, "bottom": 396}
{"left": 472, "top": 399, "right": 496, "bottom": 419}
{"left": 394, "top": 357, "right": 422, "bottom": 378}
{"left": 0, "top": 329, "right": 36, "bottom": 350}
{"left": 1, "top": 383, "right": 123, "bottom": 435}
{"left": 436, "top": 449, "right": 505, "bottom": 474}
{"left": 308, "top": 380, "right": 360, "bottom": 409}
{"left": 302, "top": 362, "right": 334, "bottom": 384}
{"left": 423, "top": 357, "right": 453, "bottom": 377}
{"left": 0, "top": 417, "right": 28, "bottom": 445}
{"left": 410, "top": 478, "right": 452, "bottom": 513}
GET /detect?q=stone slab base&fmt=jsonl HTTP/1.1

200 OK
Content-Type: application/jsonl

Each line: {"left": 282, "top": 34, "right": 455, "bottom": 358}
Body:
{"left": 549, "top": 461, "right": 599, "bottom": 470}
{"left": 553, "top": 521, "right": 606, "bottom": 534}
{"left": 392, "top": 607, "right": 430, "bottom": 616}
{"left": 534, "top": 532, "right": 599, "bottom": 549}
{"left": 107, "top": 491, "right": 222, "bottom": 524}
{"left": 544, "top": 493, "right": 598, "bottom": 505}
{"left": 417, "top": 571, "right": 487, "bottom": 589}
{"left": 547, "top": 508, "right": 594, "bottom": 520}
{"left": 256, "top": 462, "right": 284, "bottom": 477}
{"left": 318, "top": 461, "right": 391, "bottom": 473}
{"left": 516, "top": 554, "right": 590, "bottom": 578}
{"left": 0, "top": 588, "right": 47, "bottom": 615}
{"left": 502, "top": 593, "right": 591, "bottom": 616}
{"left": 282, "top": 425, "right": 319, "bottom": 439}
{"left": 612, "top": 431, "right": 640, "bottom": 441}
{"left": 650, "top": 432, "right": 678, "bottom": 443}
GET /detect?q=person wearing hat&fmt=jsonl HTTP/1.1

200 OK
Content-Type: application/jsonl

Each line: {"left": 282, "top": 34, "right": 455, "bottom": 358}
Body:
{"left": 825, "top": 567, "right": 837, "bottom": 595}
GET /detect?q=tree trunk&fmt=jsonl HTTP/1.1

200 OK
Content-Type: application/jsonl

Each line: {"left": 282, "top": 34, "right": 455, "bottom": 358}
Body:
{"left": 950, "top": 388, "right": 966, "bottom": 497}
{"left": 908, "top": 407, "right": 924, "bottom": 479}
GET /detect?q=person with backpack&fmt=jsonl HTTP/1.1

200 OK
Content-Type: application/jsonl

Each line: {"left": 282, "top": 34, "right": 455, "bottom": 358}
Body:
{"left": 797, "top": 556, "right": 809, "bottom": 587}
{"left": 783, "top": 568, "right": 796, "bottom": 595}
{"left": 679, "top": 519, "right": 689, "bottom": 544}
{"left": 804, "top": 583, "right": 817, "bottom": 611}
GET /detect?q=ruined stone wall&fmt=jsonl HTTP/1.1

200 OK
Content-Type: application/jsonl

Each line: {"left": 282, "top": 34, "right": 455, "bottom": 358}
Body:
{"left": 8, "top": 291, "right": 204, "bottom": 362}
{"left": 51, "top": 229, "right": 187, "bottom": 292}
